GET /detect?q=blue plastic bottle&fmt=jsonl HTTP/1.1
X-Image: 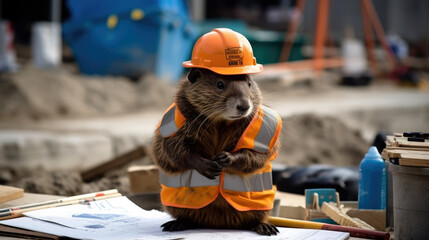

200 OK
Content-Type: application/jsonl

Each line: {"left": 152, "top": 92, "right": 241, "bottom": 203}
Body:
{"left": 358, "top": 146, "right": 386, "bottom": 209}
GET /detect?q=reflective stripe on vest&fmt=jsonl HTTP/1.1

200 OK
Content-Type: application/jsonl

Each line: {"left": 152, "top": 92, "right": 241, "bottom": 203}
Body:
{"left": 233, "top": 105, "right": 281, "bottom": 153}
{"left": 159, "top": 169, "right": 272, "bottom": 193}
{"left": 158, "top": 105, "right": 178, "bottom": 137}
{"left": 253, "top": 106, "right": 280, "bottom": 153}
{"left": 157, "top": 103, "right": 185, "bottom": 138}
{"left": 159, "top": 170, "right": 220, "bottom": 188}
{"left": 223, "top": 171, "right": 272, "bottom": 192}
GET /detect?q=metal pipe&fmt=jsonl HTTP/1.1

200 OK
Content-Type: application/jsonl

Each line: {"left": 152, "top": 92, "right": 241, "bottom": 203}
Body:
{"left": 313, "top": 0, "right": 331, "bottom": 76}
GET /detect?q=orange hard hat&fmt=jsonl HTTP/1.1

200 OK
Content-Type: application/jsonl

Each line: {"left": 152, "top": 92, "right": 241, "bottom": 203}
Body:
{"left": 182, "top": 28, "right": 263, "bottom": 75}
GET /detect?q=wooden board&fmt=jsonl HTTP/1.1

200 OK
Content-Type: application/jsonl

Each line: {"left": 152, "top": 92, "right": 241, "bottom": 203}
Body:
{"left": 321, "top": 202, "right": 375, "bottom": 230}
{"left": 383, "top": 147, "right": 429, "bottom": 167}
{"left": 0, "top": 224, "right": 61, "bottom": 240}
{"left": 0, "top": 186, "right": 24, "bottom": 204}
{"left": 386, "top": 136, "right": 429, "bottom": 148}
{"left": 399, "top": 153, "right": 429, "bottom": 167}
{"left": 397, "top": 140, "right": 429, "bottom": 148}
{"left": 384, "top": 146, "right": 429, "bottom": 152}
{"left": 382, "top": 149, "right": 429, "bottom": 159}
{"left": 0, "top": 193, "right": 62, "bottom": 209}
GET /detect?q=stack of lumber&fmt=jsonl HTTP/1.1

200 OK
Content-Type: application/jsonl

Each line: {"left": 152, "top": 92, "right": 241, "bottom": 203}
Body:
{"left": 382, "top": 132, "right": 429, "bottom": 167}
{"left": 321, "top": 202, "right": 375, "bottom": 230}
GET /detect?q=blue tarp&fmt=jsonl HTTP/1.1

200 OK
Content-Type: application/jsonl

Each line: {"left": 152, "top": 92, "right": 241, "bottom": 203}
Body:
{"left": 63, "top": 0, "right": 195, "bottom": 81}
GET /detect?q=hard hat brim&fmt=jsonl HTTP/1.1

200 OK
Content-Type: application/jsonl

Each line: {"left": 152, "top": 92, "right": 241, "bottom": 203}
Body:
{"left": 182, "top": 61, "right": 263, "bottom": 75}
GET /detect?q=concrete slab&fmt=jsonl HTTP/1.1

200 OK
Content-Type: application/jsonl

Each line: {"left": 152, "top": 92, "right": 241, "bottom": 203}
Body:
{"left": 0, "top": 130, "right": 113, "bottom": 170}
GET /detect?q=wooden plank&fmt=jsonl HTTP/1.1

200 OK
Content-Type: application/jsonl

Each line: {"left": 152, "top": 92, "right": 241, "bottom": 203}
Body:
{"left": 399, "top": 154, "right": 429, "bottom": 167}
{"left": 399, "top": 159, "right": 429, "bottom": 167}
{"left": 81, "top": 146, "right": 147, "bottom": 182}
{"left": 383, "top": 147, "right": 429, "bottom": 167}
{"left": 386, "top": 136, "right": 429, "bottom": 148}
{"left": 400, "top": 153, "right": 429, "bottom": 160}
{"left": 321, "top": 202, "right": 375, "bottom": 230}
{"left": 391, "top": 137, "right": 429, "bottom": 148}
{"left": 0, "top": 193, "right": 62, "bottom": 209}
{"left": 0, "top": 186, "right": 24, "bottom": 204}
{"left": 397, "top": 141, "right": 429, "bottom": 148}
{"left": 382, "top": 149, "right": 429, "bottom": 159}
{"left": 385, "top": 146, "right": 429, "bottom": 152}
{"left": 0, "top": 224, "right": 61, "bottom": 240}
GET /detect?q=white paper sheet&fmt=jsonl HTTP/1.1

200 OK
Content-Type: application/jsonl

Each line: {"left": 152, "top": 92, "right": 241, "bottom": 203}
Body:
{"left": 0, "top": 196, "right": 349, "bottom": 240}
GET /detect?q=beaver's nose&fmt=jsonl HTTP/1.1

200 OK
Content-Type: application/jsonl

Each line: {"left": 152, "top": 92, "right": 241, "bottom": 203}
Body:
{"left": 236, "top": 101, "right": 250, "bottom": 112}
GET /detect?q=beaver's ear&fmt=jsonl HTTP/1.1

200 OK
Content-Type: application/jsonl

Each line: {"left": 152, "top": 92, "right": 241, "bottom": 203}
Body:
{"left": 187, "top": 68, "right": 201, "bottom": 83}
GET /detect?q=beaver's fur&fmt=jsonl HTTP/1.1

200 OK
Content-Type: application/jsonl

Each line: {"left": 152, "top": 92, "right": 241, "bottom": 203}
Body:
{"left": 151, "top": 68, "right": 280, "bottom": 235}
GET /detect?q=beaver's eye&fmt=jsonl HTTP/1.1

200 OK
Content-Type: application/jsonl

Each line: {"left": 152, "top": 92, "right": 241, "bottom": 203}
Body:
{"left": 216, "top": 81, "right": 225, "bottom": 90}
{"left": 248, "top": 80, "right": 252, "bottom": 87}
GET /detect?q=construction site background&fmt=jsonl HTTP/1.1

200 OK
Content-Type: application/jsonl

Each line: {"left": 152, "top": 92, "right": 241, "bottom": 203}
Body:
{"left": 0, "top": 0, "right": 428, "bottom": 199}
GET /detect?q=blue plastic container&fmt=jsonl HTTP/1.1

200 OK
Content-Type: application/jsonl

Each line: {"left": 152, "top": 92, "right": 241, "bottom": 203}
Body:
{"left": 358, "top": 146, "right": 387, "bottom": 209}
{"left": 62, "top": 0, "right": 195, "bottom": 81}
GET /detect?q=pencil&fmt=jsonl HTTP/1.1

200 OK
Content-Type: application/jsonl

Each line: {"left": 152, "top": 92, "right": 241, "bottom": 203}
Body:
{"left": 0, "top": 191, "right": 121, "bottom": 220}
{"left": 0, "top": 189, "right": 118, "bottom": 214}
{"left": 268, "top": 216, "right": 390, "bottom": 240}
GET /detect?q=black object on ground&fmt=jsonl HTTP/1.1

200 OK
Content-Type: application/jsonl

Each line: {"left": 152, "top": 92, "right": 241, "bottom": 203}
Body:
{"left": 407, "top": 137, "right": 425, "bottom": 142}
{"left": 273, "top": 165, "right": 359, "bottom": 201}
{"left": 340, "top": 73, "right": 373, "bottom": 86}
{"left": 372, "top": 131, "right": 390, "bottom": 153}
{"left": 403, "top": 132, "right": 429, "bottom": 139}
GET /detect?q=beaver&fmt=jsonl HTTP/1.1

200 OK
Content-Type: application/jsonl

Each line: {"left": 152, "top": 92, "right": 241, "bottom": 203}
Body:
{"left": 151, "top": 68, "right": 280, "bottom": 235}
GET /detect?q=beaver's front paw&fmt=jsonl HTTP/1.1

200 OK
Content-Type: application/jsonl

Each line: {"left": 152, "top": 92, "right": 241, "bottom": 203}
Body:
{"left": 213, "top": 151, "right": 233, "bottom": 167}
{"left": 195, "top": 157, "right": 223, "bottom": 180}
{"left": 251, "top": 223, "right": 279, "bottom": 236}
{"left": 185, "top": 153, "right": 223, "bottom": 180}
{"left": 161, "top": 219, "right": 197, "bottom": 231}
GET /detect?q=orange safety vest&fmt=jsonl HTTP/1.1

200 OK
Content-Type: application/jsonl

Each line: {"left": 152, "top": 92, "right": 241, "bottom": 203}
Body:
{"left": 156, "top": 103, "right": 282, "bottom": 211}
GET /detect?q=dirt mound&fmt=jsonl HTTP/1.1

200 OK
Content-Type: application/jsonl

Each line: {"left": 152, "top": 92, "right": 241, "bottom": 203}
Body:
{"left": 14, "top": 170, "right": 131, "bottom": 196}
{"left": 9, "top": 155, "right": 152, "bottom": 196}
{"left": 277, "top": 114, "right": 370, "bottom": 167}
{"left": 136, "top": 73, "right": 176, "bottom": 109}
{"left": 0, "top": 65, "right": 176, "bottom": 121}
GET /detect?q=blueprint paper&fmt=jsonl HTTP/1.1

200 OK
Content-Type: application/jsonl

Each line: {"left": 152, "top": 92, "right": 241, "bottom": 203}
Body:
{"left": 0, "top": 196, "right": 349, "bottom": 240}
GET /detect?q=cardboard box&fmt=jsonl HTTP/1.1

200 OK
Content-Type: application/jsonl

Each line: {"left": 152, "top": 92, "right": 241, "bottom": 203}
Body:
{"left": 128, "top": 165, "right": 161, "bottom": 194}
